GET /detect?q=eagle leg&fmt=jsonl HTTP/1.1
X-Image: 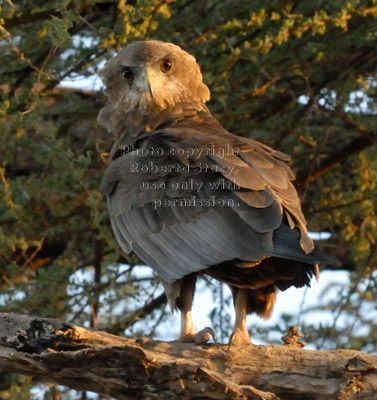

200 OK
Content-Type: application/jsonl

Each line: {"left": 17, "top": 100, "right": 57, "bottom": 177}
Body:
{"left": 229, "top": 288, "right": 252, "bottom": 346}
{"left": 176, "top": 274, "right": 216, "bottom": 344}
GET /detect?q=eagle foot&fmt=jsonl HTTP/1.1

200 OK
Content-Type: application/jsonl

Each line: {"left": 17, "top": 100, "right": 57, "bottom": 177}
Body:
{"left": 228, "top": 330, "right": 252, "bottom": 347}
{"left": 178, "top": 327, "right": 216, "bottom": 344}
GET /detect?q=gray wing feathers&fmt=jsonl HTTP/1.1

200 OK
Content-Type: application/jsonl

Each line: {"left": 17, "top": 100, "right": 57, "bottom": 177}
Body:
{"left": 110, "top": 215, "right": 132, "bottom": 253}
{"left": 131, "top": 208, "right": 271, "bottom": 282}
{"left": 101, "top": 124, "right": 315, "bottom": 281}
{"left": 230, "top": 196, "right": 283, "bottom": 233}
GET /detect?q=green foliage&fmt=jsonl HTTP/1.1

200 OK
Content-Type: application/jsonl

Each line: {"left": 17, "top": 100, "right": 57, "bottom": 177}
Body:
{"left": 0, "top": 0, "right": 377, "bottom": 397}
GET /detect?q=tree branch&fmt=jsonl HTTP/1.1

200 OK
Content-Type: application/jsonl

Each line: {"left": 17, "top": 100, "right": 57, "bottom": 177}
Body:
{"left": 2, "top": 11, "right": 63, "bottom": 29}
{"left": 296, "top": 129, "right": 375, "bottom": 186}
{"left": 0, "top": 313, "right": 376, "bottom": 399}
{"left": 106, "top": 292, "right": 167, "bottom": 334}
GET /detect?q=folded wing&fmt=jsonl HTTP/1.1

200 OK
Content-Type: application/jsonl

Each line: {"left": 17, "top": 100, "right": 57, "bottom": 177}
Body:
{"left": 100, "top": 122, "right": 317, "bottom": 283}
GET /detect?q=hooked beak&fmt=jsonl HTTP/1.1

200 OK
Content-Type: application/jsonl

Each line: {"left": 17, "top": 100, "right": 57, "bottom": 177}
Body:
{"left": 135, "top": 67, "right": 154, "bottom": 99}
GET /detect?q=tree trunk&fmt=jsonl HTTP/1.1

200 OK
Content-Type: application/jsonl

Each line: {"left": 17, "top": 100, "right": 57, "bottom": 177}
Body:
{"left": 0, "top": 313, "right": 376, "bottom": 400}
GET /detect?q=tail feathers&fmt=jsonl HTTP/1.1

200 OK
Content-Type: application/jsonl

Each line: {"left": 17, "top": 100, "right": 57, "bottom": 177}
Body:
{"left": 267, "top": 224, "right": 340, "bottom": 267}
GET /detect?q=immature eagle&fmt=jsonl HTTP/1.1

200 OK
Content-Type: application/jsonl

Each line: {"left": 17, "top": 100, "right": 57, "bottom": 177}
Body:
{"left": 98, "top": 41, "right": 336, "bottom": 345}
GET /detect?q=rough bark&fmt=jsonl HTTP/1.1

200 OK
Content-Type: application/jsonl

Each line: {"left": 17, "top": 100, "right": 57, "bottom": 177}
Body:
{"left": 0, "top": 313, "right": 376, "bottom": 400}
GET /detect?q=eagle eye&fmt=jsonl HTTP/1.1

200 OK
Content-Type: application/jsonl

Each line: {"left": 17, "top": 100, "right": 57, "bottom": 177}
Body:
{"left": 120, "top": 67, "right": 134, "bottom": 81}
{"left": 160, "top": 59, "right": 172, "bottom": 73}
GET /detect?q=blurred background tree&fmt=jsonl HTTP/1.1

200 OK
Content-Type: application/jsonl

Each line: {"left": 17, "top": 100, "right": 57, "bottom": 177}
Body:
{"left": 0, "top": 0, "right": 376, "bottom": 398}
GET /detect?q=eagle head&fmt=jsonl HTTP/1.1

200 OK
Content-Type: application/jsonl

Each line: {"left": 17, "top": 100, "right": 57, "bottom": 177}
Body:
{"left": 98, "top": 40, "right": 210, "bottom": 124}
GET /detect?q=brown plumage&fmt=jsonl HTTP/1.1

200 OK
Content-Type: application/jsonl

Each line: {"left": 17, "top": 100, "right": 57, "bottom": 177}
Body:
{"left": 98, "top": 41, "right": 338, "bottom": 345}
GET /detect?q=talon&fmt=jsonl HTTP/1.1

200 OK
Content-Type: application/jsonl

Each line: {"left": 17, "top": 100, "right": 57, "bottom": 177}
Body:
{"left": 178, "top": 327, "right": 216, "bottom": 344}
{"left": 198, "top": 327, "right": 216, "bottom": 343}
